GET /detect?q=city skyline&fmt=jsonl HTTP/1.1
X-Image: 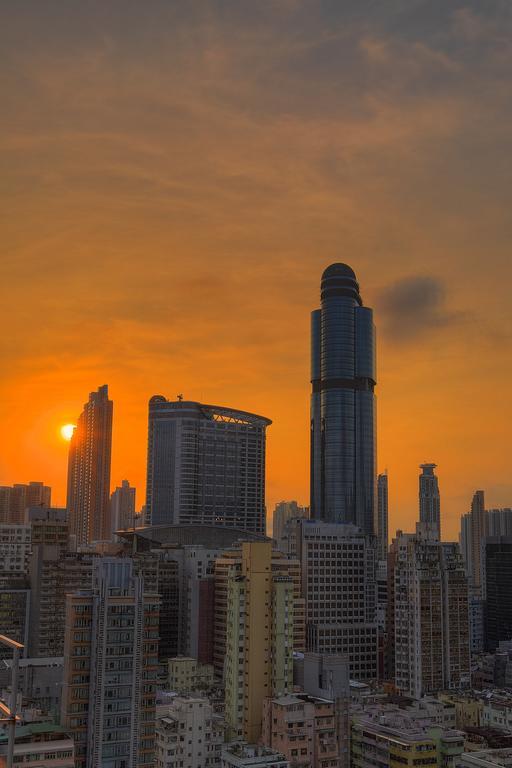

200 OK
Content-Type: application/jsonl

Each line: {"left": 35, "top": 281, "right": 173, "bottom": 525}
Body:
{"left": 2, "top": 2, "right": 512, "bottom": 540}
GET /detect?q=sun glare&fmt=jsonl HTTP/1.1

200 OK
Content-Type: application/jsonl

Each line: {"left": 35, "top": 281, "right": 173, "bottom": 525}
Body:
{"left": 61, "top": 423, "right": 76, "bottom": 441}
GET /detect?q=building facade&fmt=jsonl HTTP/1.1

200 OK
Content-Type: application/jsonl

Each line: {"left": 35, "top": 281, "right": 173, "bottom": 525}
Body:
{"left": 61, "top": 558, "right": 160, "bottom": 768}
{"left": 310, "top": 263, "right": 376, "bottom": 533}
{"left": 485, "top": 537, "right": 512, "bottom": 651}
{"left": 272, "top": 502, "right": 308, "bottom": 552}
{"left": 111, "top": 480, "right": 136, "bottom": 535}
{"left": 389, "top": 524, "right": 470, "bottom": 697}
{"left": 145, "top": 397, "right": 271, "bottom": 534}
{"left": 419, "top": 463, "right": 441, "bottom": 540}
{"left": 377, "top": 473, "right": 388, "bottom": 562}
{"left": 155, "top": 696, "right": 224, "bottom": 768}
{"left": 292, "top": 519, "right": 378, "bottom": 681}
{"left": 223, "top": 542, "right": 295, "bottom": 743}
{"left": 0, "top": 482, "right": 51, "bottom": 525}
{"left": 66, "top": 384, "right": 113, "bottom": 546}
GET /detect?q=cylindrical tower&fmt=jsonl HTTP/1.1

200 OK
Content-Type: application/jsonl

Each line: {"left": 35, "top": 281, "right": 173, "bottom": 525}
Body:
{"left": 310, "top": 263, "right": 376, "bottom": 533}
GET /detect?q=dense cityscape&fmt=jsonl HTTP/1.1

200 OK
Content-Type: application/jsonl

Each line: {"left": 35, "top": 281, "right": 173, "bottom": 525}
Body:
{"left": 0, "top": 264, "right": 511, "bottom": 768}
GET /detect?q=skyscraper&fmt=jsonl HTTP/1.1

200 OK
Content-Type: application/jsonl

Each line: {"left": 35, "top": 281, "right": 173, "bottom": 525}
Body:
{"left": 66, "top": 385, "right": 113, "bottom": 546}
{"left": 377, "top": 472, "right": 388, "bottom": 561}
{"left": 419, "top": 463, "right": 441, "bottom": 540}
{"left": 310, "top": 263, "right": 376, "bottom": 533}
{"left": 145, "top": 397, "right": 271, "bottom": 533}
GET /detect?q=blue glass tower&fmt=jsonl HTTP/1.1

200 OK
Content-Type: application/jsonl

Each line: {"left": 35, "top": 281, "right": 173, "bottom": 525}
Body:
{"left": 310, "top": 264, "right": 376, "bottom": 533}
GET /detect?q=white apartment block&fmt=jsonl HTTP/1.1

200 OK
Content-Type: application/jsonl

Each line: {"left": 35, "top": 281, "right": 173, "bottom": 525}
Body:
{"left": 155, "top": 696, "right": 224, "bottom": 768}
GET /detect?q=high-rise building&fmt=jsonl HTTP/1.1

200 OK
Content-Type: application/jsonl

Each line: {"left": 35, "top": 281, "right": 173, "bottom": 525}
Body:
{"left": 291, "top": 518, "right": 378, "bottom": 681}
{"left": 213, "top": 545, "right": 304, "bottom": 678}
{"left": 0, "top": 482, "right": 51, "bottom": 524}
{"left": 145, "top": 397, "right": 271, "bottom": 533}
{"left": 487, "top": 508, "right": 512, "bottom": 537}
{"left": 485, "top": 537, "right": 512, "bottom": 652}
{"left": 310, "top": 263, "right": 376, "bottom": 532}
{"left": 66, "top": 384, "right": 113, "bottom": 546}
{"left": 272, "top": 501, "right": 308, "bottom": 551}
{"left": 389, "top": 524, "right": 470, "bottom": 697}
{"left": 469, "top": 490, "right": 487, "bottom": 594}
{"left": 377, "top": 472, "right": 388, "bottom": 561}
{"left": 223, "top": 541, "right": 295, "bottom": 743}
{"left": 111, "top": 479, "right": 136, "bottom": 535}
{"left": 419, "top": 463, "right": 441, "bottom": 540}
{"left": 61, "top": 558, "right": 160, "bottom": 768}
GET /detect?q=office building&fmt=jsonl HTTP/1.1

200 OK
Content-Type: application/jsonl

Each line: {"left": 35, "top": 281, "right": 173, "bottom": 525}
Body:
{"left": 291, "top": 518, "right": 378, "bottom": 681}
{"left": 145, "top": 397, "right": 271, "bottom": 533}
{"left": 223, "top": 542, "right": 295, "bottom": 743}
{"left": 485, "top": 537, "right": 512, "bottom": 651}
{"left": 389, "top": 524, "right": 470, "bottom": 697}
{"left": 310, "top": 263, "right": 376, "bottom": 533}
{"left": 0, "top": 482, "right": 51, "bottom": 525}
{"left": 155, "top": 695, "right": 224, "bottom": 768}
{"left": 221, "top": 744, "right": 289, "bottom": 768}
{"left": 66, "top": 384, "right": 113, "bottom": 546}
{"left": 377, "top": 472, "right": 388, "bottom": 561}
{"left": 272, "top": 501, "right": 308, "bottom": 551}
{"left": 419, "top": 463, "right": 441, "bottom": 540}
{"left": 111, "top": 479, "right": 136, "bottom": 535}
{"left": 61, "top": 558, "right": 160, "bottom": 767}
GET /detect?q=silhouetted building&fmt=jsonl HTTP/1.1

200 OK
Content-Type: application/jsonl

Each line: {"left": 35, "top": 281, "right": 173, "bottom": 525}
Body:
{"left": 145, "top": 397, "right": 270, "bottom": 534}
{"left": 66, "top": 384, "right": 113, "bottom": 546}
{"left": 377, "top": 472, "right": 388, "bottom": 561}
{"left": 310, "top": 263, "right": 376, "bottom": 533}
{"left": 485, "top": 537, "right": 512, "bottom": 652}
{"left": 0, "top": 482, "right": 51, "bottom": 524}
{"left": 419, "top": 463, "right": 441, "bottom": 540}
{"left": 111, "top": 479, "right": 136, "bottom": 536}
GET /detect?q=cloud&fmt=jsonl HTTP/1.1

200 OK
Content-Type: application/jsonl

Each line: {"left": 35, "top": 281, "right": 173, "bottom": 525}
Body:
{"left": 376, "top": 275, "right": 464, "bottom": 341}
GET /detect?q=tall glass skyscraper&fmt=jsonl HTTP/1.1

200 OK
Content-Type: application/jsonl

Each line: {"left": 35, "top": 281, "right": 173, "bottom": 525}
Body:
{"left": 310, "top": 264, "right": 376, "bottom": 533}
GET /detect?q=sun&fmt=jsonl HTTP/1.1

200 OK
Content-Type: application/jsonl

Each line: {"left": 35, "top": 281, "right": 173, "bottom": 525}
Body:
{"left": 61, "top": 424, "right": 76, "bottom": 441}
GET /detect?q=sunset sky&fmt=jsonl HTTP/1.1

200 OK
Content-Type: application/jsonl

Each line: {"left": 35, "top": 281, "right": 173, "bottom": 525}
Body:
{"left": 1, "top": 1, "right": 511, "bottom": 539}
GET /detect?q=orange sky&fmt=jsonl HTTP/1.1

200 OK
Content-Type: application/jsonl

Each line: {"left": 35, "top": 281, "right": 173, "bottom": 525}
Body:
{"left": 1, "top": 2, "right": 512, "bottom": 540}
